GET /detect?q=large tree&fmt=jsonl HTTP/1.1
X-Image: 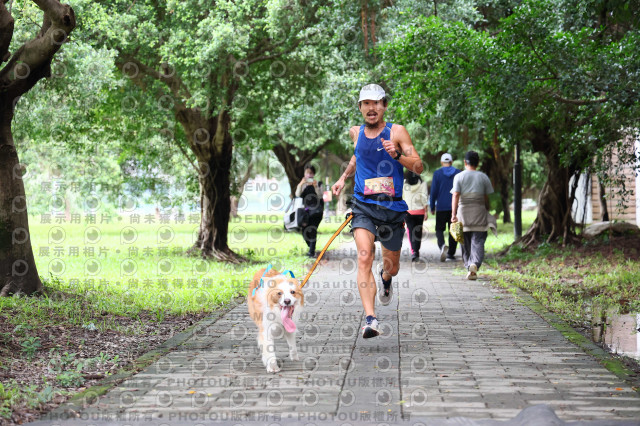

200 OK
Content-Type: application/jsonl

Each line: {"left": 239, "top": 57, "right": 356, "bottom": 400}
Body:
{"left": 0, "top": 0, "right": 76, "bottom": 295}
{"left": 77, "top": 0, "right": 323, "bottom": 262}
{"left": 380, "top": 0, "right": 640, "bottom": 244}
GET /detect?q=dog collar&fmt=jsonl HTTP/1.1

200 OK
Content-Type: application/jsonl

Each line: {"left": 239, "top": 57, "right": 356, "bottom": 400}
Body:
{"left": 252, "top": 265, "right": 295, "bottom": 297}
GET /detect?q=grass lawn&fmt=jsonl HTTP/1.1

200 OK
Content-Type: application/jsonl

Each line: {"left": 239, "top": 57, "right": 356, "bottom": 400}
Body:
{"left": 485, "top": 210, "right": 538, "bottom": 254}
{"left": 18, "top": 212, "right": 349, "bottom": 317}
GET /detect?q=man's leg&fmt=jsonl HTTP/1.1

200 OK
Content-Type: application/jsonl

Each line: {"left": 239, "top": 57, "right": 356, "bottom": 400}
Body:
{"left": 404, "top": 214, "right": 418, "bottom": 257}
{"left": 461, "top": 231, "right": 471, "bottom": 269}
{"left": 470, "top": 231, "right": 488, "bottom": 269}
{"left": 435, "top": 211, "right": 449, "bottom": 261}
{"left": 301, "top": 224, "right": 311, "bottom": 248}
{"left": 412, "top": 214, "right": 424, "bottom": 255}
{"left": 307, "top": 215, "right": 322, "bottom": 256}
{"left": 434, "top": 211, "right": 447, "bottom": 250}
{"left": 405, "top": 224, "right": 414, "bottom": 255}
{"left": 354, "top": 228, "right": 376, "bottom": 317}
{"left": 381, "top": 245, "right": 401, "bottom": 282}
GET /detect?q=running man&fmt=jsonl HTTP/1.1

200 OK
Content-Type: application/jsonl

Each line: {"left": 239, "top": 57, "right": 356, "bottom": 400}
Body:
{"left": 332, "top": 84, "right": 424, "bottom": 338}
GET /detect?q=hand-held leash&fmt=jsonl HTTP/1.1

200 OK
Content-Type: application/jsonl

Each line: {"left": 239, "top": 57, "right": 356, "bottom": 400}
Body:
{"left": 300, "top": 212, "right": 353, "bottom": 288}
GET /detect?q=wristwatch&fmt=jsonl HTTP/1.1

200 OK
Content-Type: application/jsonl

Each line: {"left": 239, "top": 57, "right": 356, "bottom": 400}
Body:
{"left": 393, "top": 150, "right": 402, "bottom": 160}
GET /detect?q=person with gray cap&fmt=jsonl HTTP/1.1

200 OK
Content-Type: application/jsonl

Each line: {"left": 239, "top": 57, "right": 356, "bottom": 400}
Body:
{"left": 331, "top": 84, "right": 424, "bottom": 338}
{"left": 430, "top": 153, "right": 461, "bottom": 262}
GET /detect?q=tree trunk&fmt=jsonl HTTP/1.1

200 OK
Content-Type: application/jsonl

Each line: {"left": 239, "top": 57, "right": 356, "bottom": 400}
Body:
{"left": 0, "top": 113, "right": 43, "bottom": 295}
{"left": 192, "top": 158, "right": 237, "bottom": 262}
{"left": 178, "top": 109, "right": 244, "bottom": 263}
{"left": 0, "top": 1, "right": 76, "bottom": 295}
{"left": 481, "top": 128, "right": 512, "bottom": 223}
{"left": 522, "top": 129, "right": 576, "bottom": 246}
{"left": 522, "top": 164, "right": 571, "bottom": 245}
{"left": 230, "top": 160, "right": 253, "bottom": 218}
{"left": 599, "top": 181, "right": 609, "bottom": 221}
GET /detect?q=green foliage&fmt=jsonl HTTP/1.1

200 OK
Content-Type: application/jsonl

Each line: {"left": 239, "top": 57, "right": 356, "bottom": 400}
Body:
{"left": 12, "top": 22, "right": 198, "bottom": 215}
{"left": 0, "top": 380, "right": 62, "bottom": 420}
{"left": 0, "top": 381, "right": 20, "bottom": 419}
{"left": 55, "top": 371, "right": 85, "bottom": 388}
{"left": 379, "top": 0, "right": 640, "bottom": 221}
{"left": 20, "top": 336, "right": 41, "bottom": 360}
{"left": 48, "top": 351, "right": 87, "bottom": 387}
{"left": 48, "top": 351, "right": 79, "bottom": 374}
{"left": 12, "top": 1, "right": 350, "bottom": 217}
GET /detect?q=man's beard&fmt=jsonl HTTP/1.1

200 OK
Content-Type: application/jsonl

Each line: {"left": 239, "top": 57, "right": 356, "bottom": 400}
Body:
{"left": 365, "top": 117, "right": 381, "bottom": 129}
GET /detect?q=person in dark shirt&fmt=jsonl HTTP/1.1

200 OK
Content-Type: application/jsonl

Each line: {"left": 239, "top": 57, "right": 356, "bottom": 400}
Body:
{"left": 430, "top": 153, "right": 461, "bottom": 262}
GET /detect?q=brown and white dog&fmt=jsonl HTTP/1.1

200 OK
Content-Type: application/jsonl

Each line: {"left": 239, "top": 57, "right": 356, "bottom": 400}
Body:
{"left": 248, "top": 266, "right": 304, "bottom": 373}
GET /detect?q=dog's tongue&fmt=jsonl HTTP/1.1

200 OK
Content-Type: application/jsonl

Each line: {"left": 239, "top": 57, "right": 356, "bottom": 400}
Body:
{"left": 281, "top": 306, "right": 296, "bottom": 332}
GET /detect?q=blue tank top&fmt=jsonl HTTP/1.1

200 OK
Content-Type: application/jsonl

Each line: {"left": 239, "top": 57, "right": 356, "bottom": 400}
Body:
{"left": 353, "top": 122, "right": 408, "bottom": 212}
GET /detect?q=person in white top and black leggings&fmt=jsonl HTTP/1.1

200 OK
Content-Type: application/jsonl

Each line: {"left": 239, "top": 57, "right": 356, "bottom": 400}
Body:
{"left": 403, "top": 170, "right": 429, "bottom": 261}
{"left": 295, "top": 164, "right": 324, "bottom": 257}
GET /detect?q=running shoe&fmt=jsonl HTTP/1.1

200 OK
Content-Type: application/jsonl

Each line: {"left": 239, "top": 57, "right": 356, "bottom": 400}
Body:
{"left": 466, "top": 264, "right": 478, "bottom": 280}
{"left": 440, "top": 245, "right": 448, "bottom": 262}
{"left": 362, "top": 315, "right": 380, "bottom": 338}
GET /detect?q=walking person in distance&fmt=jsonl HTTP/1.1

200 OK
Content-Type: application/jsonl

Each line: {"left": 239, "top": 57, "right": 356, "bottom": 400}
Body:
{"left": 430, "top": 153, "right": 461, "bottom": 262}
{"left": 450, "top": 151, "right": 497, "bottom": 280}
{"left": 296, "top": 164, "right": 324, "bottom": 258}
{"left": 403, "top": 170, "right": 428, "bottom": 262}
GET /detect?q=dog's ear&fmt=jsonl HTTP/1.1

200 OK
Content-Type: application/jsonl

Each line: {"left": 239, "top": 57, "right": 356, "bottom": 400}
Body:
{"left": 267, "top": 287, "right": 282, "bottom": 307}
{"left": 292, "top": 281, "right": 304, "bottom": 307}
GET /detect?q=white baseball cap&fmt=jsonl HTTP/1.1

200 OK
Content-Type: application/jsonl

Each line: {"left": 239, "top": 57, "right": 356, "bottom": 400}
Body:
{"left": 358, "top": 84, "right": 386, "bottom": 102}
{"left": 441, "top": 153, "right": 453, "bottom": 163}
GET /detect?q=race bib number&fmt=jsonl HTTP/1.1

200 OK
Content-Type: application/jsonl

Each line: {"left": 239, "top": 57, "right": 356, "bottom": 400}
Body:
{"left": 364, "top": 177, "right": 395, "bottom": 196}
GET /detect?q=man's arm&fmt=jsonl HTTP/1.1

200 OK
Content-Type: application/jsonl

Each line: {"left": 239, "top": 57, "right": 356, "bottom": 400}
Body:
{"left": 381, "top": 124, "right": 423, "bottom": 174}
{"left": 341, "top": 155, "right": 357, "bottom": 180}
{"left": 331, "top": 126, "right": 359, "bottom": 196}
{"left": 484, "top": 175, "right": 493, "bottom": 211}
{"left": 429, "top": 171, "right": 438, "bottom": 213}
{"left": 451, "top": 192, "right": 460, "bottom": 223}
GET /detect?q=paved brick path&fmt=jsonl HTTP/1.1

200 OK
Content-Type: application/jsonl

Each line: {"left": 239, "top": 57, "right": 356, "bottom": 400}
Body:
{"left": 43, "top": 240, "right": 640, "bottom": 424}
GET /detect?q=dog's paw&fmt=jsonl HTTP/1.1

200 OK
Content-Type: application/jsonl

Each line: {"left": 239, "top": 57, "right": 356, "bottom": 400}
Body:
{"left": 266, "top": 358, "right": 280, "bottom": 373}
{"left": 289, "top": 351, "right": 299, "bottom": 361}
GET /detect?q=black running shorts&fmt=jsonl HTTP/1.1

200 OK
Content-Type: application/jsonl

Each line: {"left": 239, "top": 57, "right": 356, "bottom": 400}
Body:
{"left": 350, "top": 199, "right": 407, "bottom": 251}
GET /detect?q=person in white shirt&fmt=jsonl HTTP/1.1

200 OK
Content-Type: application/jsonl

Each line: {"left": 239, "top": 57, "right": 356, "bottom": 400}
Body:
{"left": 403, "top": 171, "right": 428, "bottom": 261}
